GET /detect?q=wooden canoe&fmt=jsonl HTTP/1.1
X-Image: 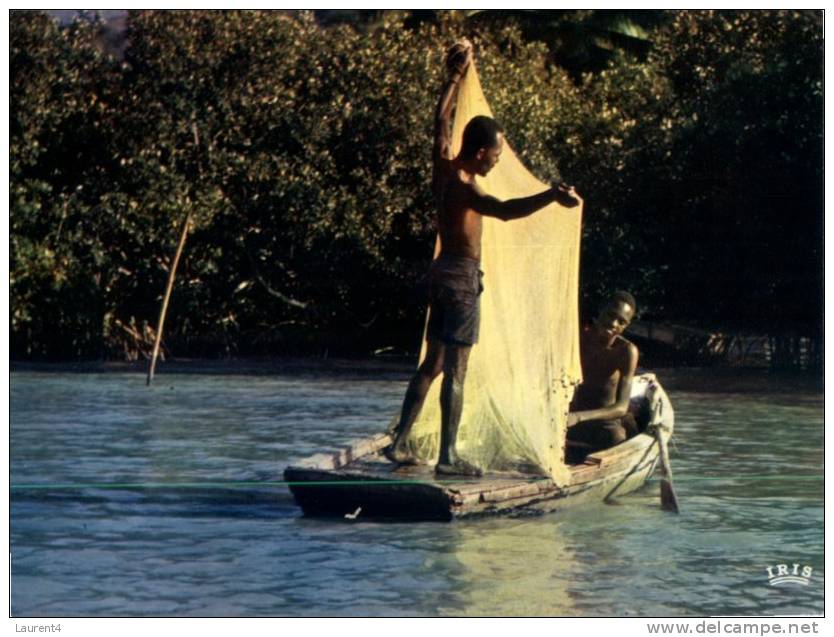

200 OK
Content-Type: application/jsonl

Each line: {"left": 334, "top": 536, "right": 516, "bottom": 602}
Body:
{"left": 284, "top": 373, "right": 674, "bottom": 521}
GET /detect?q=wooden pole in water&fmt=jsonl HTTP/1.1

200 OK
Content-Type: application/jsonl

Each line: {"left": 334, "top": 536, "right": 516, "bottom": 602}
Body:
{"left": 146, "top": 210, "right": 192, "bottom": 386}
{"left": 147, "top": 123, "right": 202, "bottom": 386}
{"left": 655, "top": 429, "right": 680, "bottom": 514}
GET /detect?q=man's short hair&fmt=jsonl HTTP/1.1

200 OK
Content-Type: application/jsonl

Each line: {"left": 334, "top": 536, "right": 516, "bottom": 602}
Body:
{"left": 611, "top": 290, "right": 637, "bottom": 315}
{"left": 460, "top": 116, "right": 503, "bottom": 160}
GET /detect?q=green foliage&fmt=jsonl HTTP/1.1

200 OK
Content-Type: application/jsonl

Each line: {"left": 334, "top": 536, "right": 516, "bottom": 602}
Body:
{"left": 9, "top": 9, "right": 822, "bottom": 363}
{"left": 11, "top": 12, "right": 122, "bottom": 357}
{"left": 650, "top": 10, "right": 823, "bottom": 331}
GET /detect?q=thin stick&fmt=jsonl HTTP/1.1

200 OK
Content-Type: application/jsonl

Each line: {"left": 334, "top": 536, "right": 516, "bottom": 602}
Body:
{"left": 147, "top": 123, "right": 202, "bottom": 386}
{"left": 146, "top": 211, "right": 192, "bottom": 386}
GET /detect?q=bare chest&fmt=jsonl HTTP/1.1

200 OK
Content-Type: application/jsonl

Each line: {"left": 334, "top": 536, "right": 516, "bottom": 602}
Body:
{"left": 437, "top": 179, "right": 482, "bottom": 258}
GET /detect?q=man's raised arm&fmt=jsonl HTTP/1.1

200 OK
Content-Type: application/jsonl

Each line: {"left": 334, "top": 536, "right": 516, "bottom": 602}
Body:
{"left": 433, "top": 40, "right": 473, "bottom": 165}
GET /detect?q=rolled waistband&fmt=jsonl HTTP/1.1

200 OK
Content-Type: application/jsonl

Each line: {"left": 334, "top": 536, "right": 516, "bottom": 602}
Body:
{"left": 435, "top": 253, "right": 480, "bottom": 265}
{"left": 432, "top": 254, "right": 482, "bottom": 273}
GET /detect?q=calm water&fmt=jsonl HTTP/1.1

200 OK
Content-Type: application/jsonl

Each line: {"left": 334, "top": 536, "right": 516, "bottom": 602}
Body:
{"left": 10, "top": 366, "right": 824, "bottom": 616}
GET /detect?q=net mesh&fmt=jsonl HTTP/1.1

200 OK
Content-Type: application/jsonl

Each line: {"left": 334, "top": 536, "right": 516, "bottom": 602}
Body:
{"left": 400, "top": 62, "right": 584, "bottom": 484}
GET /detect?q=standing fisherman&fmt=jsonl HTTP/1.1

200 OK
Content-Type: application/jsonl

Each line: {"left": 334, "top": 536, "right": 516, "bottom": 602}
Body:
{"left": 386, "top": 40, "right": 581, "bottom": 475}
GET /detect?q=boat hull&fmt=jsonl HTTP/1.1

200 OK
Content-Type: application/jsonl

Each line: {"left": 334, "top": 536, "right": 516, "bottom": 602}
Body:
{"left": 284, "top": 373, "right": 673, "bottom": 521}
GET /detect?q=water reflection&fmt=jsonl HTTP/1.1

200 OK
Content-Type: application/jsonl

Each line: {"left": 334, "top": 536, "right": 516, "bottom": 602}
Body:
{"left": 446, "top": 517, "right": 579, "bottom": 615}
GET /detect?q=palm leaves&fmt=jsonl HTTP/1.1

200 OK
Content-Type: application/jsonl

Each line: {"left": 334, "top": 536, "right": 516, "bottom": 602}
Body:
{"left": 463, "top": 10, "right": 667, "bottom": 79}
{"left": 314, "top": 9, "right": 667, "bottom": 80}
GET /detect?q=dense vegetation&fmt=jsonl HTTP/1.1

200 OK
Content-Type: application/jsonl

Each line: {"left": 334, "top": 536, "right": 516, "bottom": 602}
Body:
{"left": 10, "top": 10, "right": 822, "bottom": 367}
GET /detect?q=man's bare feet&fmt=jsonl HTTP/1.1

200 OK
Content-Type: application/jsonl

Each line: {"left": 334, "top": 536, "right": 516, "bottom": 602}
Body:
{"left": 383, "top": 444, "right": 423, "bottom": 466}
{"left": 435, "top": 458, "right": 483, "bottom": 477}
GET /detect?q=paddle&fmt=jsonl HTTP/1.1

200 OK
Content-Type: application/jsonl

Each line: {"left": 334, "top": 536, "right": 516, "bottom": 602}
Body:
{"left": 654, "top": 427, "right": 680, "bottom": 513}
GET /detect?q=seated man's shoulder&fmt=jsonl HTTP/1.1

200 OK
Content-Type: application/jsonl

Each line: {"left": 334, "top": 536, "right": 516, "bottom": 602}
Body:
{"left": 615, "top": 335, "right": 639, "bottom": 358}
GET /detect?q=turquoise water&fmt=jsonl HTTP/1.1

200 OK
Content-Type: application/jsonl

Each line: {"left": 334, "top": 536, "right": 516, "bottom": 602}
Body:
{"left": 10, "top": 367, "right": 823, "bottom": 616}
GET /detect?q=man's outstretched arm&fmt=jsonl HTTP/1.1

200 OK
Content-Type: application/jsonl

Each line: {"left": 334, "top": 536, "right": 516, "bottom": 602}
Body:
{"left": 466, "top": 182, "right": 581, "bottom": 221}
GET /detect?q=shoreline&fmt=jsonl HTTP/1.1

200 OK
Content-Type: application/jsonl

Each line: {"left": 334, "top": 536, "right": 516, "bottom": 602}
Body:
{"left": 10, "top": 357, "right": 823, "bottom": 395}
{"left": 9, "top": 356, "right": 418, "bottom": 379}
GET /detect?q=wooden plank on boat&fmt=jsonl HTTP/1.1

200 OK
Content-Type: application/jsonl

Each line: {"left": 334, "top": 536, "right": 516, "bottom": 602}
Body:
{"left": 294, "top": 433, "right": 392, "bottom": 470}
{"left": 479, "top": 481, "right": 552, "bottom": 503}
{"left": 568, "top": 434, "right": 655, "bottom": 484}
{"left": 452, "top": 483, "right": 567, "bottom": 516}
{"left": 450, "top": 478, "right": 525, "bottom": 496}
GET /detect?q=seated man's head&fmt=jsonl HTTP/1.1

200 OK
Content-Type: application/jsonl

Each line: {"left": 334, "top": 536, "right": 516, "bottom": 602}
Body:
{"left": 460, "top": 116, "right": 504, "bottom": 176}
{"left": 595, "top": 291, "right": 636, "bottom": 341}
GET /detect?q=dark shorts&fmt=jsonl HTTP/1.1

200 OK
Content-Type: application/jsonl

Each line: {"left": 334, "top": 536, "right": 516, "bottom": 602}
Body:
{"left": 425, "top": 255, "right": 484, "bottom": 347}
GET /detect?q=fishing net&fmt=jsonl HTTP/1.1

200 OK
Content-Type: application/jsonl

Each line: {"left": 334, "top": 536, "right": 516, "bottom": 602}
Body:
{"left": 401, "top": 62, "right": 584, "bottom": 484}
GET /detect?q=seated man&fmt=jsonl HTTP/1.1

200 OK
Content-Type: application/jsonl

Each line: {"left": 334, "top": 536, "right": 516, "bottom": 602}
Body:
{"left": 567, "top": 291, "right": 640, "bottom": 456}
